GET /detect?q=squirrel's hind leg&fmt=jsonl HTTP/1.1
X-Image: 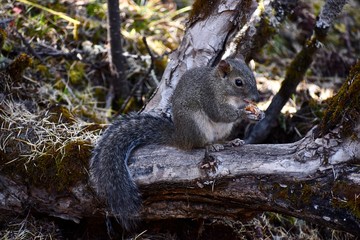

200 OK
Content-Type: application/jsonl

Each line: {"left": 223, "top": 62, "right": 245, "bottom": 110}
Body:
{"left": 200, "top": 146, "right": 218, "bottom": 172}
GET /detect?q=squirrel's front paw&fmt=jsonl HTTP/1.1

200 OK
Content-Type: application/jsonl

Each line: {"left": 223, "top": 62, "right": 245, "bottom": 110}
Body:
{"left": 226, "top": 138, "right": 245, "bottom": 147}
{"left": 240, "top": 104, "right": 265, "bottom": 122}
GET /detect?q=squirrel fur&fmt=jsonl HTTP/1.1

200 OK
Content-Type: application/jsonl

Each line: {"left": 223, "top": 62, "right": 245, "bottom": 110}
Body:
{"left": 90, "top": 58, "right": 260, "bottom": 230}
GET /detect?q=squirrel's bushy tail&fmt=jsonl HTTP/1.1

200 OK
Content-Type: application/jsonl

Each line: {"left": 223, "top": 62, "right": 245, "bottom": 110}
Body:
{"left": 90, "top": 113, "right": 174, "bottom": 230}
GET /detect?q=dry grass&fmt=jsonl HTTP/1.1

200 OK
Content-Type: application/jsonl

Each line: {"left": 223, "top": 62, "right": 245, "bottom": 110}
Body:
{"left": 0, "top": 214, "right": 62, "bottom": 240}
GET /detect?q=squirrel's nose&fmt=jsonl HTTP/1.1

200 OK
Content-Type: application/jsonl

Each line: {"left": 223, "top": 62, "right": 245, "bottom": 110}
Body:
{"left": 249, "top": 92, "right": 260, "bottom": 103}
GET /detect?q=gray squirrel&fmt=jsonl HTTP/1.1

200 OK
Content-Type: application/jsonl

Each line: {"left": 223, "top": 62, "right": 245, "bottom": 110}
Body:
{"left": 89, "top": 57, "right": 261, "bottom": 230}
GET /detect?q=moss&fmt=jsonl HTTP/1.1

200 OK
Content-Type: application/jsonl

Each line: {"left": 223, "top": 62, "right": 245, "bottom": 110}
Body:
{"left": 189, "top": 0, "right": 220, "bottom": 23}
{"left": 320, "top": 61, "right": 360, "bottom": 137}
{"left": 271, "top": 182, "right": 321, "bottom": 209}
{"left": 45, "top": 105, "right": 77, "bottom": 124}
{"left": 36, "top": 64, "right": 52, "bottom": 78}
{"left": 0, "top": 105, "right": 98, "bottom": 192}
{"left": 68, "top": 61, "right": 86, "bottom": 86}
{"left": 299, "top": 184, "right": 313, "bottom": 205}
{"left": 1, "top": 138, "right": 92, "bottom": 191}
{"left": 256, "top": 16, "right": 277, "bottom": 41}
{"left": 54, "top": 79, "right": 66, "bottom": 90}
{"left": 26, "top": 140, "right": 91, "bottom": 191}
{"left": 271, "top": 183, "right": 288, "bottom": 200}
{"left": 332, "top": 181, "right": 360, "bottom": 219}
{"left": 246, "top": 8, "right": 277, "bottom": 62}
{"left": 7, "top": 53, "right": 33, "bottom": 82}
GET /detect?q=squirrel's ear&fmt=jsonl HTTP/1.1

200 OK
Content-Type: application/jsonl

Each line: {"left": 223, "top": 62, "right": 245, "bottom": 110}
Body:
{"left": 218, "top": 60, "right": 232, "bottom": 77}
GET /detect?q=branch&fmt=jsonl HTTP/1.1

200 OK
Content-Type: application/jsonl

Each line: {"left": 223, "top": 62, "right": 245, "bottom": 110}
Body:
{"left": 1, "top": 126, "right": 359, "bottom": 234}
{"left": 145, "top": 0, "right": 300, "bottom": 112}
{"left": 225, "top": 0, "right": 299, "bottom": 63}
{"left": 119, "top": 37, "right": 155, "bottom": 113}
{"left": 246, "top": 0, "right": 348, "bottom": 143}
{"left": 133, "top": 133, "right": 360, "bottom": 236}
{"left": 145, "top": 0, "right": 257, "bottom": 111}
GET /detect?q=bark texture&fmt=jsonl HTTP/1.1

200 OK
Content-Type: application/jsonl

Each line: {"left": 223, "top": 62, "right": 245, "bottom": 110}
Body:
{"left": 145, "top": 0, "right": 257, "bottom": 111}
{"left": 107, "top": 0, "right": 129, "bottom": 100}
{"left": 246, "top": 0, "right": 348, "bottom": 143}
{"left": 1, "top": 125, "right": 360, "bottom": 234}
{"left": 145, "top": 0, "right": 300, "bottom": 112}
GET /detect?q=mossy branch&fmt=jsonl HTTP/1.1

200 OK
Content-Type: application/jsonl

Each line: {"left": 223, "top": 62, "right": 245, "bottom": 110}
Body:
{"left": 229, "top": 0, "right": 299, "bottom": 63}
{"left": 319, "top": 61, "right": 360, "bottom": 137}
{"left": 246, "top": 0, "right": 348, "bottom": 144}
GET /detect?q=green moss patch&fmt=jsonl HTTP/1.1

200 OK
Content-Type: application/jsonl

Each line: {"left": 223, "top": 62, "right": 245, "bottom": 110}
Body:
{"left": 0, "top": 102, "right": 103, "bottom": 192}
{"left": 25, "top": 140, "right": 92, "bottom": 191}
{"left": 320, "top": 61, "right": 360, "bottom": 137}
{"left": 332, "top": 181, "right": 360, "bottom": 219}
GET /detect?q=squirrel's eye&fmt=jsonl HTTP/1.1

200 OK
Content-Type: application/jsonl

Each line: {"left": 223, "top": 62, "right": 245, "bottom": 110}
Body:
{"left": 235, "top": 79, "right": 243, "bottom": 87}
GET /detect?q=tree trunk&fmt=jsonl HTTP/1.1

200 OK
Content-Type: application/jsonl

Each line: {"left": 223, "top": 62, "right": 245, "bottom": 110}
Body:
{"left": 145, "top": 0, "right": 299, "bottom": 112}
{"left": 107, "top": 0, "right": 129, "bottom": 103}
{"left": 145, "top": 0, "right": 257, "bottom": 111}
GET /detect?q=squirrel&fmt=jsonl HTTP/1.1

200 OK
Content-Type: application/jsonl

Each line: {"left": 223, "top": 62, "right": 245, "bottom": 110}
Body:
{"left": 89, "top": 57, "right": 260, "bottom": 230}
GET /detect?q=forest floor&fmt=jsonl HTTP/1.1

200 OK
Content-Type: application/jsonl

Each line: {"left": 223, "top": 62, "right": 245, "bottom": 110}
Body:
{"left": 0, "top": 0, "right": 360, "bottom": 239}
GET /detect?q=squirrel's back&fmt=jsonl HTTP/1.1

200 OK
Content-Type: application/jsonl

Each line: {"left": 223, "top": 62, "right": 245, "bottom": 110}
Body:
{"left": 90, "top": 112, "right": 174, "bottom": 230}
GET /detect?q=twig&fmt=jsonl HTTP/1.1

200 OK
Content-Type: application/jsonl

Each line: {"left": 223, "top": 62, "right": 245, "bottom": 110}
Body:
{"left": 142, "top": 36, "right": 156, "bottom": 64}
{"left": 12, "top": 28, "right": 45, "bottom": 64}
{"left": 35, "top": 42, "right": 81, "bottom": 60}
{"left": 17, "top": 0, "right": 80, "bottom": 25}
{"left": 118, "top": 37, "right": 155, "bottom": 114}
{"left": 106, "top": 85, "right": 115, "bottom": 113}
{"left": 246, "top": 0, "right": 348, "bottom": 144}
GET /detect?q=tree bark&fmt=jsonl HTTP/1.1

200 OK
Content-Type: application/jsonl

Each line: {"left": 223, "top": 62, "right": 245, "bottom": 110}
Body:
{"left": 145, "top": 0, "right": 300, "bottom": 112}
{"left": 145, "top": 0, "right": 257, "bottom": 111}
{"left": 1, "top": 124, "right": 360, "bottom": 234}
{"left": 246, "top": 0, "right": 349, "bottom": 144}
{"left": 107, "top": 0, "right": 129, "bottom": 102}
